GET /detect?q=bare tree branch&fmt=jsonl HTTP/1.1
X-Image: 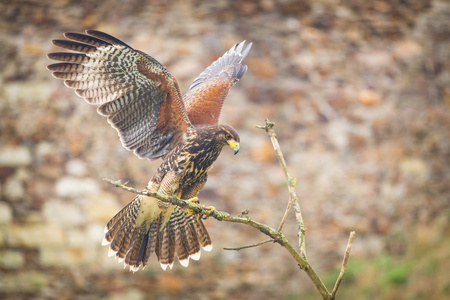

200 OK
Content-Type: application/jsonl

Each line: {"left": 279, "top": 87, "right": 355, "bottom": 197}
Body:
{"left": 104, "top": 119, "right": 355, "bottom": 300}
{"left": 331, "top": 231, "right": 356, "bottom": 299}
{"left": 277, "top": 188, "right": 293, "bottom": 232}
{"left": 223, "top": 239, "right": 274, "bottom": 251}
{"left": 256, "top": 119, "right": 307, "bottom": 258}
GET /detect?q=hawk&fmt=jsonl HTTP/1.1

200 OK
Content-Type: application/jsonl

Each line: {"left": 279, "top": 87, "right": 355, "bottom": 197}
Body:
{"left": 47, "top": 30, "right": 251, "bottom": 272}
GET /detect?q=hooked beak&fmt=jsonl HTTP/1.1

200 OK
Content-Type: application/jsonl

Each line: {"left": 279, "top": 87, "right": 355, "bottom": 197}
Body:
{"left": 227, "top": 139, "right": 240, "bottom": 155}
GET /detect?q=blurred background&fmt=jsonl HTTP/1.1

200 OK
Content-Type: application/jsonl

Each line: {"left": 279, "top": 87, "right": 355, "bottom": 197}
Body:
{"left": 0, "top": 0, "right": 449, "bottom": 299}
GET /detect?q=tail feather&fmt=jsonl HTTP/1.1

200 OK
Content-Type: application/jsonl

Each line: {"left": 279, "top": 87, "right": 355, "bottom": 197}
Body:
{"left": 184, "top": 217, "right": 202, "bottom": 259}
{"left": 104, "top": 217, "right": 126, "bottom": 245}
{"left": 171, "top": 208, "right": 202, "bottom": 265}
{"left": 109, "top": 220, "right": 130, "bottom": 252}
{"left": 154, "top": 225, "right": 161, "bottom": 266}
{"left": 193, "top": 217, "right": 213, "bottom": 251}
{"left": 105, "top": 195, "right": 141, "bottom": 232}
{"left": 103, "top": 196, "right": 213, "bottom": 271}
{"left": 168, "top": 224, "right": 176, "bottom": 269}
{"left": 157, "top": 225, "right": 173, "bottom": 270}
{"left": 104, "top": 195, "right": 141, "bottom": 253}
{"left": 141, "top": 217, "right": 159, "bottom": 268}
{"left": 117, "top": 223, "right": 138, "bottom": 258}
{"left": 184, "top": 216, "right": 203, "bottom": 256}
{"left": 125, "top": 224, "right": 148, "bottom": 271}
{"left": 171, "top": 208, "right": 190, "bottom": 263}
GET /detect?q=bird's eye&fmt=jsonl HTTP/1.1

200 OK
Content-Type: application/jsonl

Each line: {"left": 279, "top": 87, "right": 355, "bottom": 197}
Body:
{"left": 225, "top": 133, "right": 232, "bottom": 139}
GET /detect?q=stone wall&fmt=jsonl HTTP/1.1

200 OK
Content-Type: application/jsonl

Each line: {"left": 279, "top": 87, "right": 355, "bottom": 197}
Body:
{"left": 1, "top": 0, "right": 449, "bottom": 299}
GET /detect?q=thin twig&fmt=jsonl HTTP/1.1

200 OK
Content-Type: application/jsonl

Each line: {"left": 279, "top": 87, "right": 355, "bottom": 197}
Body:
{"left": 223, "top": 239, "right": 274, "bottom": 251}
{"left": 103, "top": 179, "right": 145, "bottom": 195}
{"left": 277, "top": 190, "right": 293, "bottom": 232}
{"left": 331, "top": 231, "right": 356, "bottom": 299}
{"left": 257, "top": 119, "right": 307, "bottom": 258}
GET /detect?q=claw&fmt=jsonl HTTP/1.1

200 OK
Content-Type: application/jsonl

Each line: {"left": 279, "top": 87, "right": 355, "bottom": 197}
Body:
{"left": 187, "top": 197, "right": 199, "bottom": 215}
{"left": 187, "top": 198, "right": 215, "bottom": 220}
{"left": 198, "top": 205, "right": 216, "bottom": 220}
{"left": 188, "top": 197, "right": 199, "bottom": 204}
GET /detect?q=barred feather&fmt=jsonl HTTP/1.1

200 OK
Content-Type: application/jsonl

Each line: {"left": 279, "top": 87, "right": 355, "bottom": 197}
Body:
{"left": 52, "top": 40, "right": 97, "bottom": 53}
{"left": 63, "top": 32, "right": 113, "bottom": 48}
{"left": 47, "top": 52, "right": 91, "bottom": 64}
{"left": 47, "top": 63, "right": 86, "bottom": 73}
{"left": 193, "top": 217, "right": 213, "bottom": 250}
{"left": 158, "top": 224, "right": 172, "bottom": 270}
{"left": 141, "top": 219, "right": 159, "bottom": 268}
{"left": 125, "top": 224, "right": 148, "bottom": 269}
{"left": 85, "top": 29, "right": 131, "bottom": 47}
{"left": 172, "top": 208, "right": 190, "bottom": 263}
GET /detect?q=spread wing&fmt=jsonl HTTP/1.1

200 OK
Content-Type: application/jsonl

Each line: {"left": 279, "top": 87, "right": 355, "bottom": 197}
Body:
{"left": 183, "top": 41, "right": 252, "bottom": 125}
{"left": 47, "top": 30, "right": 191, "bottom": 160}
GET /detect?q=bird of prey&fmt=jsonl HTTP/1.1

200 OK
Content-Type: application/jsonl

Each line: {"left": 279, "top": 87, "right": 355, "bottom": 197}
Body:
{"left": 47, "top": 30, "right": 251, "bottom": 272}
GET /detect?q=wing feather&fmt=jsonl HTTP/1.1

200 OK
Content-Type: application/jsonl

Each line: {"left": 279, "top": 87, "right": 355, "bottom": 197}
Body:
{"left": 183, "top": 41, "right": 251, "bottom": 125}
{"left": 47, "top": 30, "right": 191, "bottom": 160}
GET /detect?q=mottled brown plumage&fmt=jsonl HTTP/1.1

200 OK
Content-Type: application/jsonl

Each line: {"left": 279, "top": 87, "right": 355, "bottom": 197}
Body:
{"left": 47, "top": 30, "right": 250, "bottom": 271}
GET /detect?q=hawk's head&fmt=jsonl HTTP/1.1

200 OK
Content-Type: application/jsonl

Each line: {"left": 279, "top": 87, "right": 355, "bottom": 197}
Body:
{"left": 216, "top": 124, "right": 240, "bottom": 155}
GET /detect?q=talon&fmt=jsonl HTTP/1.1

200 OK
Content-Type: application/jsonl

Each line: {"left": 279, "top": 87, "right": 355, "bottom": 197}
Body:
{"left": 198, "top": 205, "right": 216, "bottom": 220}
{"left": 188, "top": 197, "right": 199, "bottom": 204}
{"left": 187, "top": 197, "right": 200, "bottom": 215}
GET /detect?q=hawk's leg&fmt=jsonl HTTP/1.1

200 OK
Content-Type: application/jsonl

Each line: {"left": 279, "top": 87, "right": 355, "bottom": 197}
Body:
{"left": 183, "top": 178, "right": 205, "bottom": 217}
{"left": 182, "top": 179, "right": 215, "bottom": 220}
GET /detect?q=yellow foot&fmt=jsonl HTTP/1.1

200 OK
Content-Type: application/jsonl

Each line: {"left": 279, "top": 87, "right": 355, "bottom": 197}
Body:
{"left": 198, "top": 205, "right": 216, "bottom": 220}
{"left": 187, "top": 197, "right": 199, "bottom": 215}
